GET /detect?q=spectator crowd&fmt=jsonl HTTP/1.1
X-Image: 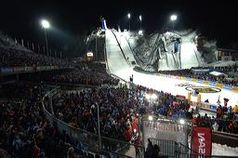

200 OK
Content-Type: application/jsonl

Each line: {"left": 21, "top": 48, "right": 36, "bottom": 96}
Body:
{"left": 0, "top": 47, "right": 67, "bottom": 68}
{"left": 158, "top": 65, "right": 238, "bottom": 86}
{"left": 0, "top": 83, "right": 89, "bottom": 158}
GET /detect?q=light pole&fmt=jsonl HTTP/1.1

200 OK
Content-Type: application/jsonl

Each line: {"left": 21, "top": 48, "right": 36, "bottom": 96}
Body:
{"left": 139, "top": 15, "right": 142, "bottom": 29}
{"left": 127, "top": 13, "right": 131, "bottom": 31}
{"left": 170, "top": 14, "right": 177, "bottom": 32}
{"left": 41, "top": 19, "right": 50, "bottom": 56}
{"left": 96, "top": 103, "right": 102, "bottom": 150}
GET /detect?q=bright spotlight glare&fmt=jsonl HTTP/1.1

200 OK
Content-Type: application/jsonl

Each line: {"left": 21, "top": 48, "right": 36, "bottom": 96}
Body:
{"left": 128, "top": 13, "right": 131, "bottom": 19}
{"left": 151, "top": 93, "right": 157, "bottom": 100}
{"left": 145, "top": 93, "right": 150, "bottom": 100}
{"left": 86, "top": 52, "right": 93, "bottom": 57}
{"left": 170, "top": 14, "right": 177, "bottom": 21}
{"left": 148, "top": 115, "right": 153, "bottom": 121}
{"left": 41, "top": 19, "right": 50, "bottom": 29}
{"left": 133, "top": 129, "right": 137, "bottom": 133}
{"left": 139, "top": 15, "right": 142, "bottom": 21}
{"left": 138, "top": 30, "right": 143, "bottom": 35}
{"left": 179, "top": 119, "right": 185, "bottom": 124}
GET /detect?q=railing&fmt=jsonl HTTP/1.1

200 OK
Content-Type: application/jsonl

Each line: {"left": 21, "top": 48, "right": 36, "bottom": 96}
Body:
{"left": 149, "top": 138, "right": 177, "bottom": 157}
{"left": 149, "top": 138, "right": 238, "bottom": 158}
{"left": 42, "top": 86, "right": 142, "bottom": 158}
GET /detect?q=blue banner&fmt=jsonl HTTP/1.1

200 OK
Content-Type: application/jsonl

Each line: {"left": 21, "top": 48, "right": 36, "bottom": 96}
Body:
{"left": 1, "top": 67, "right": 13, "bottom": 73}
{"left": 209, "top": 81, "right": 216, "bottom": 86}
{"left": 223, "top": 84, "right": 233, "bottom": 90}
{"left": 198, "top": 79, "right": 203, "bottom": 83}
{"left": 13, "top": 67, "right": 25, "bottom": 73}
{"left": 209, "top": 104, "right": 217, "bottom": 112}
{"left": 186, "top": 77, "right": 192, "bottom": 81}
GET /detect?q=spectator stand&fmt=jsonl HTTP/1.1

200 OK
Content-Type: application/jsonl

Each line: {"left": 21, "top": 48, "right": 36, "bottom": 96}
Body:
{"left": 42, "top": 86, "right": 141, "bottom": 158}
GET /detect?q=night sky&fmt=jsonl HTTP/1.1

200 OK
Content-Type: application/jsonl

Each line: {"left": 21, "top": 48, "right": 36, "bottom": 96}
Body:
{"left": 0, "top": 0, "right": 237, "bottom": 56}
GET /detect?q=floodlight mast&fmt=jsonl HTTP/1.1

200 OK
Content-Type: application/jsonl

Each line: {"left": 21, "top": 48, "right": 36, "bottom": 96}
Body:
{"left": 41, "top": 19, "right": 50, "bottom": 56}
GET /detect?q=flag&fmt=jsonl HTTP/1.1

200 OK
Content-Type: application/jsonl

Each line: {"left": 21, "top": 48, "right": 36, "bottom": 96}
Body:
{"left": 224, "top": 98, "right": 229, "bottom": 106}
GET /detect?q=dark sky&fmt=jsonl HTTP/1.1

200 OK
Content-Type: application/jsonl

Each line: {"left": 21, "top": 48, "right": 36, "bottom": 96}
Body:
{"left": 0, "top": 0, "right": 238, "bottom": 56}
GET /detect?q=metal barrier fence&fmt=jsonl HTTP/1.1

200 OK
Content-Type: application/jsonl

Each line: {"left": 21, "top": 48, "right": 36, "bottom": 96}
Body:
{"left": 149, "top": 138, "right": 238, "bottom": 158}
{"left": 149, "top": 138, "right": 177, "bottom": 157}
{"left": 42, "top": 86, "right": 143, "bottom": 158}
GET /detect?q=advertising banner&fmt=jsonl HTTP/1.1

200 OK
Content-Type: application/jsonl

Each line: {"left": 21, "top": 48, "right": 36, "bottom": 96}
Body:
{"left": 186, "top": 77, "right": 192, "bottom": 81}
{"left": 180, "top": 76, "right": 186, "bottom": 80}
{"left": 191, "top": 127, "right": 212, "bottom": 157}
{"left": 209, "top": 104, "right": 217, "bottom": 112}
{"left": 216, "top": 83, "right": 224, "bottom": 88}
{"left": 203, "top": 81, "right": 209, "bottom": 85}
{"left": 223, "top": 84, "right": 232, "bottom": 90}
{"left": 210, "top": 81, "right": 216, "bottom": 86}
{"left": 1, "top": 67, "right": 13, "bottom": 73}
{"left": 13, "top": 67, "right": 25, "bottom": 73}
{"left": 197, "top": 80, "right": 203, "bottom": 83}
{"left": 232, "top": 86, "right": 238, "bottom": 92}
{"left": 24, "top": 66, "right": 33, "bottom": 71}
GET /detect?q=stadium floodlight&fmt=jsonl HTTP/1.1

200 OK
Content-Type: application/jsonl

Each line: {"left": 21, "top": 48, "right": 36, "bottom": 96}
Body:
{"left": 127, "top": 13, "right": 131, "bottom": 19}
{"left": 170, "top": 14, "right": 177, "bottom": 21}
{"left": 138, "top": 30, "right": 143, "bottom": 35}
{"left": 40, "top": 19, "right": 50, "bottom": 56}
{"left": 127, "top": 13, "right": 131, "bottom": 31}
{"left": 148, "top": 115, "right": 153, "bottom": 121}
{"left": 170, "top": 14, "right": 177, "bottom": 32}
{"left": 139, "top": 15, "right": 142, "bottom": 21}
{"left": 41, "top": 19, "right": 50, "bottom": 29}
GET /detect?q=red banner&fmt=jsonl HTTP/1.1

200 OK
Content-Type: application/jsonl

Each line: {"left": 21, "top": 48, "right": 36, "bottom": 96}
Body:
{"left": 191, "top": 127, "right": 212, "bottom": 157}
